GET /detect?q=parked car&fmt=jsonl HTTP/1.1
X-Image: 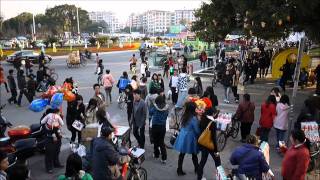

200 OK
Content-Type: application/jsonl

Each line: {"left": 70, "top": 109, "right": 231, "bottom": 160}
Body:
{"left": 6, "top": 50, "right": 52, "bottom": 64}
{"left": 172, "top": 43, "right": 184, "bottom": 50}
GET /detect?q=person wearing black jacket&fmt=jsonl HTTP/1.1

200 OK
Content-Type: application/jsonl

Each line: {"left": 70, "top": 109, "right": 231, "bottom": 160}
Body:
{"left": 222, "top": 70, "right": 233, "bottom": 104}
{"left": 197, "top": 108, "right": 221, "bottom": 180}
{"left": 204, "top": 86, "right": 218, "bottom": 108}
{"left": 17, "top": 70, "right": 32, "bottom": 106}
{"left": 7, "top": 69, "right": 17, "bottom": 104}
{"left": 67, "top": 95, "right": 86, "bottom": 144}
{"left": 26, "top": 75, "right": 36, "bottom": 102}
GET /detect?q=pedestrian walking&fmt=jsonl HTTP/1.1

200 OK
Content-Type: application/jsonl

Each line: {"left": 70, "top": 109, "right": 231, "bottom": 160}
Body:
{"left": 7, "top": 69, "right": 17, "bottom": 104}
{"left": 234, "top": 94, "right": 255, "bottom": 142}
{"left": 146, "top": 86, "right": 158, "bottom": 144}
{"left": 173, "top": 101, "right": 200, "bottom": 176}
{"left": 125, "top": 85, "right": 134, "bottom": 127}
{"left": 132, "top": 89, "right": 147, "bottom": 148}
{"left": 17, "top": 70, "right": 32, "bottom": 106}
{"left": 157, "top": 73, "right": 165, "bottom": 90}
{"left": 139, "top": 77, "right": 148, "bottom": 100}
{"left": 117, "top": 71, "right": 131, "bottom": 93}
{"left": 149, "top": 95, "right": 169, "bottom": 163}
{"left": 40, "top": 108, "right": 64, "bottom": 173}
{"left": 26, "top": 75, "right": 36, "bottom": 102}
{"left": 230, "top": 134, "right": 270, "bottom": 180}
{"left": 259, "top": 95, "right": 277, "bottom": 142}
{"left": 102, "top": 69, "right": 115, "bottom": 105}
{"left": 96, "top": 59, "right": 104, "bottom": 85}
{"left": 169, "top": 69, "right": 179, "bottom": 104}
{"left": 96, "top": 107, "right": 113, "bottom": 138}
{"left": 221, "top": 70, "right": 233, "bottom": 104}
{"left": 140, "top": 60, "right": 147, "bottom": 77}
{"left": 149, "top": 73, "right": 160, "bottom": 92}
{"left": 231, "top": 67, "right": 240, "bottom": 103}
{"left": 130, "top": 75, "right": 139, "bottom": 90}
{"left": 197, "top": 108, "right": 221, "bottom": 180}
{"left": 270, "top": 87, "right": 281, "bottom": 102}
{"left": 273, "top": 95, "right": 290, "bottom": 149}
{"left": 68, "top": 95, "right": 85, "bottom": 144}
{"left": 282, "top": 129, "right": 310, "bottom": 180}
{"left": 199, "top": 51, "right": 207, "bottom": 68}
{"left": 193, "top": 76, "right": 203, "bottom": 97}
{"left": 176, "top": 67, "right": 189, "bottom": 109}
{"left": 85, "top": 98, "right": 98, "bottom": 124}
{"left": 279, "top": 60, "right": 292, "bottom": 92}
{"left": 58, "top": 153, "right": 93, "bottom": 180}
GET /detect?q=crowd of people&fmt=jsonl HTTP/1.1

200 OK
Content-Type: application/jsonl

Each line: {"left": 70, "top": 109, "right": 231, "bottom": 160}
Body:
{"left": 0, "top": 46, "right": 319, "bottom": 180}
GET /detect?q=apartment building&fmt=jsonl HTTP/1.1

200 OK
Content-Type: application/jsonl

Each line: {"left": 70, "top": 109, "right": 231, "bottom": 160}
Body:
{"left": 88, "top": 11, "right": 121, "bottom": 33}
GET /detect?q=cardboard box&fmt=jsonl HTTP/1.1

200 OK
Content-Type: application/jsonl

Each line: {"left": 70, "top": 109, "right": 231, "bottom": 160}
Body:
{"left": 82, "top": 127, "right": 98, "bottom": 141}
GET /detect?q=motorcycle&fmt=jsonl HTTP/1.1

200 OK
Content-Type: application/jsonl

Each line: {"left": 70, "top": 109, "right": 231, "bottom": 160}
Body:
{"left": 6, "top": 138, "right": 37, "bottom": 179}
{"left": 0, "top": 105, "right": 46, "bottom": 153}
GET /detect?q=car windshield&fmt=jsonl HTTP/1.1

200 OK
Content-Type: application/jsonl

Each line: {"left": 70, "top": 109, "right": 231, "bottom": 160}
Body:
{"left": 23, "top": 51, "right": 33, "bottom": 55}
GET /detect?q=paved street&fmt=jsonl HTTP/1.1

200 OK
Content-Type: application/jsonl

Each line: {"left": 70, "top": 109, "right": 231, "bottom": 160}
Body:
{"left": 0, "top": 51, "right": 315, "bottom": 179}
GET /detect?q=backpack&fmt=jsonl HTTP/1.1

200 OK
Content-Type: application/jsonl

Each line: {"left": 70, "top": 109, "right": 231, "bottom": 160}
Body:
{"left": 118, "top": 78, "right": 130, "bottom": 90}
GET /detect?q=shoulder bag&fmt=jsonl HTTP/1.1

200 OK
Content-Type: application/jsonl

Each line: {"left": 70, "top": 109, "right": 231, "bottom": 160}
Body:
{"left": 198, "top": 121, "right": 214, "bottom": 150}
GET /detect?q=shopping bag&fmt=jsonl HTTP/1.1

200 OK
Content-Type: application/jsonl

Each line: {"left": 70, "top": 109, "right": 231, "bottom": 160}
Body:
{"left": 198, "top": 121, "right": 214, "bottom": 150}
{"left": 72, "top": 120, "right": 84, "bottom": 131}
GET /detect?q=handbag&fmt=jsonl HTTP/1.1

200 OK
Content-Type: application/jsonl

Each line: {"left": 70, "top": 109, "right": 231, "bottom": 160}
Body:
{"left": 198, "top": 122, "right": 215, "bottom": 150}
{"left": 72, "top": 120, "right": 84, "bottom": 131}
{"left": 170, "top": 131, "right": 179, "bottom": 146}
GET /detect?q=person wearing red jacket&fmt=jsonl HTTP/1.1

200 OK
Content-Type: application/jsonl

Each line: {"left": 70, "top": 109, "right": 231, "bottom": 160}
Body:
{"left": 259, "top": 95, "right": 276, "bottom": 142}
{"left": 282, "top": 129, "right": 310, "bottom": 180}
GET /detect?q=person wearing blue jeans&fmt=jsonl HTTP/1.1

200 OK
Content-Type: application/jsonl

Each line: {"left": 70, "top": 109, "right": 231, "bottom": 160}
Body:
{"left": 275, "top": 128, "right": 286, "bottom": 147}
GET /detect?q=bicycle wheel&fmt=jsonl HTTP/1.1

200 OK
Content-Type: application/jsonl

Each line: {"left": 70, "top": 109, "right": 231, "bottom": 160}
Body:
{"left": 127, "top": 167, "right": 148, "bottom": 180}
{"left": 217, "top": 132, "right": 227, "bottom": 151}
{"left": 231, "top": 121, "right": 240, "bottom": 139}
{"left": 50, "top": 73, "right": 59, "bottom": 81}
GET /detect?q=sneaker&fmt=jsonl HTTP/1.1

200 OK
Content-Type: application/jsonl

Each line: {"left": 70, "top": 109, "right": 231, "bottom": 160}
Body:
{"left": 153, "top": 153, "right": 159, "bottom": 160}
{"left": 235, "top": 99, "right": 239, "bottom": 103}
{"left": 201, "top": 177, "right": 207, "bottom": 180}
{"left": 160, "top": 159, "right": 166, "bottom": 164}
{"left": 223, "top": 99, "right": 228, "bottom": 103}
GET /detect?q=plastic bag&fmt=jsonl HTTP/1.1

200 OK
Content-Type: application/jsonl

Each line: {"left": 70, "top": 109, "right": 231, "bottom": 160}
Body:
{"left": 29, "top": 99, "right": 49, "bottom": 112}
{"left": 51, "top": 93, "right": 64, "bottom": 109}
{"left": 71, "top": 143, "right": 86, "bottom": 157}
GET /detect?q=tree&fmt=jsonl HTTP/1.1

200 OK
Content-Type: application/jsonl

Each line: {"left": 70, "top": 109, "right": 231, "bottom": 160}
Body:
{"left": 192, "top": 1, "right": 237, "bottom": 45}
{"left": 88, "top": 37, "right": 96, "bottom": 46}
{"left": 96, "top": 36, "right": 109, "bottom": 46}
{"left": 2, "top": 12, "right": 33, "bottom": 37}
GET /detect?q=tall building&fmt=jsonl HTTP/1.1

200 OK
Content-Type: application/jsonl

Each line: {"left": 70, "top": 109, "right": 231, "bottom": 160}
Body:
{"left": 142, "top": 10, "right": 173, "bottom": 33}
{"left": 88, "top": 11, "right": 121, "bottom": 33}
{"left": 174, "top": 10, "right": 196, "bottom": 25}
{"left": 128, "top": 13, "right": 143, "bottom": 28}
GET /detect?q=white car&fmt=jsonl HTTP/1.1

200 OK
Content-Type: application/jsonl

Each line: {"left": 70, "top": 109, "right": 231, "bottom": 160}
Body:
{"left": 156, "top": 46, "right": 175, "bottom": 54}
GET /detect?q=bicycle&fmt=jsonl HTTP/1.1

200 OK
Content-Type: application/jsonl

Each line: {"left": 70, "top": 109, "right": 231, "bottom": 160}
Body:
{"left": 308, "top": 142, "right": 320, "bottom": 173}
{"left": 120, "top": 146, "right": 148, "bottom": 180}
{"left": 216, "top": 116, "right": 240, "bottom": 151}
{"left": 118, "top": 91, "right": 127, "bottom": 110}
{"left": 131, "top": 64, "right": 137, "bottom": 74}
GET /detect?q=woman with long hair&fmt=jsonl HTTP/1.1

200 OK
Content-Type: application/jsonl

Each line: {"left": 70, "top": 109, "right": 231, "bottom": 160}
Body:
{"left": 58, "top": 153, "right": 93, "bottom": 180}
{"left": 282, "top": 129, "right": 310, "bottom": 180}
{"left": 85, "top": 98, "right": 98, "bottom": 124}
{"left": 149, "top": 73, "right": 160, "bottom": 92}
{"left": 259, "top": 95, "right": 277, "bottom": 142}
{"left": 173, "top": 101, "right": 200, "bottom": 176}
{"left": 69, "top": 95, "right": 86, "bottom": 144}
{"left": 194, "top": 76, "right": 203, "bottom": 97}
{"left": 273, "top": 95, "right": 290, "bottom": 150}
{"left": 204, "top": 86, "right": 218, "bottom": 108}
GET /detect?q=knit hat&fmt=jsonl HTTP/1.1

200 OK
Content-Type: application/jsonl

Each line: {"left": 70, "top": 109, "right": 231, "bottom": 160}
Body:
{"left": 0, "top": 151, "right": 7, "bottom": 162}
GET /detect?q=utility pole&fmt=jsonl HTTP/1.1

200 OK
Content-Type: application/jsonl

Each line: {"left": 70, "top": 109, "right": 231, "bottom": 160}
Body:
{"left": 76, "top": 7, "right": 80, "bottom": 41}
{"left": 286, "top": 37, "right": 306, "bottom": 145}
{"left": 33, "top": 13, "right": 36, "bottom": 40}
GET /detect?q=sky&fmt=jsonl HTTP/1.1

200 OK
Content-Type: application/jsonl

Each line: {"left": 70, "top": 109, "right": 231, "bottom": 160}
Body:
{"left": 1, "top": 0, "right": 205, "bottom": 23}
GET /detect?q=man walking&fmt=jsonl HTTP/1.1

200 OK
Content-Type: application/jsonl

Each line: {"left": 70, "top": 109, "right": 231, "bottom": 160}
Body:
{"left": 7, "top": 69, "right": 17, "bottom": 104}
{"left": 102, "top": 69, "right": 115, "bottom": 105}
{"left": 132, "top": 89, "right": 147, "bottom": 148}
{"left": 17, "top": 70, "right": 32, "bottom": 106}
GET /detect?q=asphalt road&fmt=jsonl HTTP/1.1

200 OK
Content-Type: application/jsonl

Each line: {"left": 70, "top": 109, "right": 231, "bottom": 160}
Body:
{"left": 0, "top": 51, "right": 315, "bottom": 180}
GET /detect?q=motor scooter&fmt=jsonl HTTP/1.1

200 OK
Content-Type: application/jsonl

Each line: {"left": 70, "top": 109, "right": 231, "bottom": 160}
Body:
{"left": 0, "top": 105, "right": 46, "bottom": 153}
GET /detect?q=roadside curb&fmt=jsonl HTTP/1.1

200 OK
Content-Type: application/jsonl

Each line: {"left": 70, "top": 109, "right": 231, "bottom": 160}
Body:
{"left": 51, "top": 49, "right": 138, "bottom": 59}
